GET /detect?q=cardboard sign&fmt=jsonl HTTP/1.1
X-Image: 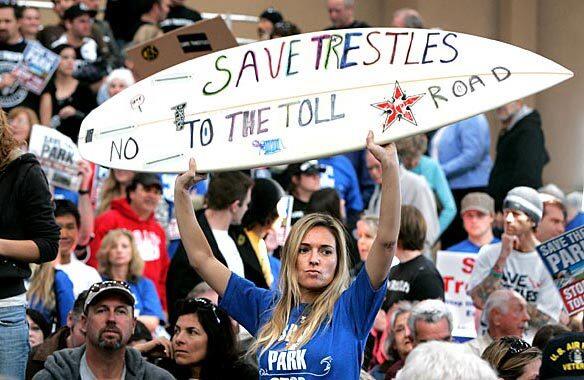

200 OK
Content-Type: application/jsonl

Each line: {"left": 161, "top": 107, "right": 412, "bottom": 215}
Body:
{"left": 13, "top": 42, "right": 60, "bottom": 95}
{"left": 79, "top": 28, "right": 572, "bottom": 173}
{"left": 126, "top": 17, "right": 237, "bottom": 81}
{"left": 436, "top": 250, "right": 477, "bottom": 339}
{"left": 537, "top": 226, "right": 584, "bottom": 315}
{"left": 29, "top": 124, "right": 82, "bottom": 191}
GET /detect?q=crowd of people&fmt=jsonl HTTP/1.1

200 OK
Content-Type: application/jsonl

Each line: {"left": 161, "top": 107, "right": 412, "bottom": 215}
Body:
{"left": 0, "top": 0, "right": 583, "bottom": 379}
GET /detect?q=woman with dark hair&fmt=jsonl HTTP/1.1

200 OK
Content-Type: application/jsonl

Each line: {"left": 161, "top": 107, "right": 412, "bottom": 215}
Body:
{"left": 241, "top": 178, "right": 284, "bottom": 289}
{"left": 26, "top": 308, "right": 51, "bottom": 348}
{"left": 307, "top": 187, "right": 344, "bottom": 221}
{"left": 147, "top": 297, "right": 256, "bottom": 380}
{"left": 39, "top": 44, "right": 97, "bottom": 142}
{"left": 0, "top": 111, "right": 60, "bottom": 378}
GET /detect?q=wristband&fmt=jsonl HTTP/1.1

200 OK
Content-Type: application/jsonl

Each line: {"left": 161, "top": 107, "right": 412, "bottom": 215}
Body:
{"left": 490, "top": 268, "right": 503, "bottom": 279}
{"left": 78, "top": 189, "right": 90, "bottom": 195}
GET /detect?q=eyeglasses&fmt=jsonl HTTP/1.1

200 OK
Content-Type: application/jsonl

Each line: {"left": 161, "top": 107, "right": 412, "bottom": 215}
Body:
{"left": 88, "top": 280, "right": 131, "bottom": 293}
{"left": 184, "top": 298, "right": 221, "bottom": 325}
{"left": 499, "top": 337, "right": 531, "bottom": 367}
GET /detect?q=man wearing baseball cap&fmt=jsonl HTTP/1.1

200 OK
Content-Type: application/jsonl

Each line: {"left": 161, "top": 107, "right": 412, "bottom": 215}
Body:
{"left": 287, "top": 160, "right": 326, "bottom": 225}
{"left": 50, "top": 4, "right": 103, "bottom": 76}
{"left": 90, "top": 173, "right": 170, "bottom": 311}
{"left": 448, "top": 192, "right": 500, "bottom": 253}
{"left": 34, "top": 281, "right": 173, "bottom": 379}
{"left": 468, "top": 186, "right": 564, "bottom": 336}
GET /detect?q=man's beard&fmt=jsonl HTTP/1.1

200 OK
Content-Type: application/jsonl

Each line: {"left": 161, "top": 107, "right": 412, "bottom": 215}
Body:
{"left": 97, "top": 328, "right": 124, "bottom": 351}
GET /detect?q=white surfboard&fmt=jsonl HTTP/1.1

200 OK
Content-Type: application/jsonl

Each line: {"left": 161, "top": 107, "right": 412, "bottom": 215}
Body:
{"left": 78, "top": 28, "right": 572, "bottom": 173}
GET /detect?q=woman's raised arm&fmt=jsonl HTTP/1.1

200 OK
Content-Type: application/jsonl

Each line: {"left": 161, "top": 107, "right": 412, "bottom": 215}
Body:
{"left": 174, "top": 158, "right": 232, "bottom": 297}
{"left": 364, "top": 131, "right": 401, "bottom": 289}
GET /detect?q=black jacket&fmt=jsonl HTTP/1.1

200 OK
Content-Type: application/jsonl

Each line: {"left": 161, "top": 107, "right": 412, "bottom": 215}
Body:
{"left": 166, "top": 210, "right": 269, "bottom": 316}
{"left": 488, "top": 110, "right": 549, "bottom": 210}
{"left": 0, "top": 153, "right": 59, "bottom": 299}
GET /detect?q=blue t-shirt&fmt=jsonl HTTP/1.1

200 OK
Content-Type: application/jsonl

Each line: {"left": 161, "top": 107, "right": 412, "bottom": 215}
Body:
{"left": 220, "top": 267, "right": 386, "bottom": 379}
{"left": 102, "top": 275, "right": 165, "bottom": 321}
{"left": 567, "top": 212, "right": 584, "bottom": 231}
{"left": 447, "top": 237, "right": 501, "bottom": 253}
{"left": 319, "top": 156, "right": 364, "bottom": 213}
{"left": 30, "top": 269, "right": 75, "bottom": 328}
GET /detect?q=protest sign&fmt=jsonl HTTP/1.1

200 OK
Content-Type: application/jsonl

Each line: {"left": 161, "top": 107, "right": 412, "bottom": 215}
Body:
{"left": 29, "top": 125, "right": 82, "bottom": 191}
{"left": 275, "top": 195, "right": 294, "bottom": 247}
{"left": 537, "top": 226, "right": 584, "bottom": 315}
{"left": 13, "top": 42, "right": 60, "bottom": 95}
{"left": 436, "top": 250, "right": 477, "bottom": 339}
{"left": 126, "top": 17, "right": 237, "bottom": 81}
{"left": 79, "top": 27, "right": 572, "bottom": 173}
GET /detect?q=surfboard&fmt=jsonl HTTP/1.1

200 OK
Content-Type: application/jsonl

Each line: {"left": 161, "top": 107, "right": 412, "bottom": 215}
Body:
{"left": 78, "top": 27, "right": 572, "bottom": 173}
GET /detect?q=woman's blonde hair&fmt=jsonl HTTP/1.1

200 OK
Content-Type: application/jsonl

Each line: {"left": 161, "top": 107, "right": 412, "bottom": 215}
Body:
{"left": 96, "top": 170, "right": 130, "bottom": 215}
{"left": 248, "top": 213, "right": 351, "bottom": 356}
{"left": 0, "top": 109, "right": 22, "bottom": 171}
{"left": 27, "top": 263, "right": 56, "bottom": 310}
{"left": 98, "top": 229, "right": 144, "bottom": 282}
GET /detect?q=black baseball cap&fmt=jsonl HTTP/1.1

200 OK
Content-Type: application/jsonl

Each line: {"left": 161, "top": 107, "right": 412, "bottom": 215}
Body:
{"left": 288, "top": 160, "right": 326, "bottom": 176}
{"left": 133, "top": 173, "right": 162, "bottom": 190}
{"left": 63, "top": 4, "right": 91, "bottom": 21}
{"left": 540, "top": 332, "right": 584, "bottom": 379}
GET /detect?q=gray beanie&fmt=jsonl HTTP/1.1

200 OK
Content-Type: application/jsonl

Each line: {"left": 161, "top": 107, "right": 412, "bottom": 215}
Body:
{"left": 503, "top": 186, "right": 543, "bottom": 225}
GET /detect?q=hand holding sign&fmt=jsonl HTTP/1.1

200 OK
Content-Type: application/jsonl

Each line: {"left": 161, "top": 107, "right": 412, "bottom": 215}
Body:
{"left": 175, "top": 157, "right": 208, "bottom": 193}
{"left": 365, "top": 130, "right": 398, "bottom": 169}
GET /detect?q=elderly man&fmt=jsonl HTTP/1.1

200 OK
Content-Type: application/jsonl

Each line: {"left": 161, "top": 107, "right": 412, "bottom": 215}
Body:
{"left": 33, "top": 281, "right": 173, "bottom": 379}
{"left": 465, "top": 289, "right": 530, "bottom": 356}
{"left": 391, "top": 8, "right": 424, "bottom": 28}
{"left": 409, "top": 299, "right": 453, "bottom": 346}
{"left": 325, "top": 0, "right": 369, "bottom": 29}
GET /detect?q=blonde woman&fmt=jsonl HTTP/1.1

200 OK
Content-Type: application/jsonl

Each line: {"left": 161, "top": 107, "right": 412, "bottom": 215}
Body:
{"left": 7, "top": 106, "right": 39, "bottom": 148}
{"left": 0, "top": 110, "right": 60, "bottom": 378}
{"left": 174, "top": 132, "right": 400, "bottom": 378}
{"left": 98, "top": 229, "right": 164, "bottom": 332}
{"left": 95, "top": 169, "right": 136, "bottom": 216}
{"left": 27, "top": 262, "right": 75, "bottom": 328}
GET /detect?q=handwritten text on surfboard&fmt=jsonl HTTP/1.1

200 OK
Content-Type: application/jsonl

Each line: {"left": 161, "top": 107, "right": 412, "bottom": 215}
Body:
{"left": 203, "top": 31, "right": 458, "bottom": 95}
{"left": 105, "top": 29, "right": 516, "bottom": 165}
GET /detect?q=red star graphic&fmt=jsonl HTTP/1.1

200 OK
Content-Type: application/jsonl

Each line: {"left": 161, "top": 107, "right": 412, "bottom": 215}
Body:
{"left": 371, "top": 82, "right": 425, "bottom": 132}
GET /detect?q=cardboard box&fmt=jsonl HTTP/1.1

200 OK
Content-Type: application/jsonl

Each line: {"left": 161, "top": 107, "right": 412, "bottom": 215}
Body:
{"left": 126, "top": 17, "right": 238, "bottom": 81}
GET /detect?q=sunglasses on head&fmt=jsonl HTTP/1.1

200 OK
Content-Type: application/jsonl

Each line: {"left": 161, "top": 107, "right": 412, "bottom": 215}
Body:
{"left": 184, "top": 298, "right": 221, "bottom": 325}
{"left": 499, "top": 337, "right": 531, "bottom": 367}
{"left": 89, "top": 280, "right": 131, "bottom": 293}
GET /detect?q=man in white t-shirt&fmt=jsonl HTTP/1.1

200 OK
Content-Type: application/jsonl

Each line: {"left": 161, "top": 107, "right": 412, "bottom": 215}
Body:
{"left": 167, "top": 172, "right": 270, "bottom": 316}
{"left": 53, "top": 200, "right": 102, "bottom": 297}
{"left": 468, "top": 186, "right": 564, "bottom": 333}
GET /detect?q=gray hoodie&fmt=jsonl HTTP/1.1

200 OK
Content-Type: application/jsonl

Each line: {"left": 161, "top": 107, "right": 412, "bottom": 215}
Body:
{"left": 32, "top": 345, "right": 175, "bottom": 380}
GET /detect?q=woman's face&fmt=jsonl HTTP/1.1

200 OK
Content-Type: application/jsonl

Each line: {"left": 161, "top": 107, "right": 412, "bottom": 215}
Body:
{"left": 27, "top": 315, "right": 45, "bottom": 347}
{"left": 108, "top": 235, "right": 133, "bottom": 268}
{"left": 356, "top": 220, "right": 376, "bottom": 262}
{"left": 8, "top": 112, "right": 32, "bottom": 143}
{"left": 113, "top": 169, "right": 135, "bottom": 186}
{"left": 393, "top": 311, "right": 413, "bottom": 359}
{"left": 172, "top": 314, "right": 208, "bottom": 367}
{"left": 517, "top": 358, "right": 541, "bottom": 380}
{"left": 58, "top": 47, "right": 76, "bottom": 76}
{"left": 108, "top": 79, "right": 129, "bottom": 98}
{"left": 295, "top": 226, "right": 338, "bottom": 296}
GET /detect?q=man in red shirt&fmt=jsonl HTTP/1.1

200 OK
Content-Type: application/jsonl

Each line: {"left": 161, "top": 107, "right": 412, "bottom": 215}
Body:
{"left": 90, "top": 173, "right": 169, "bottom": 310}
